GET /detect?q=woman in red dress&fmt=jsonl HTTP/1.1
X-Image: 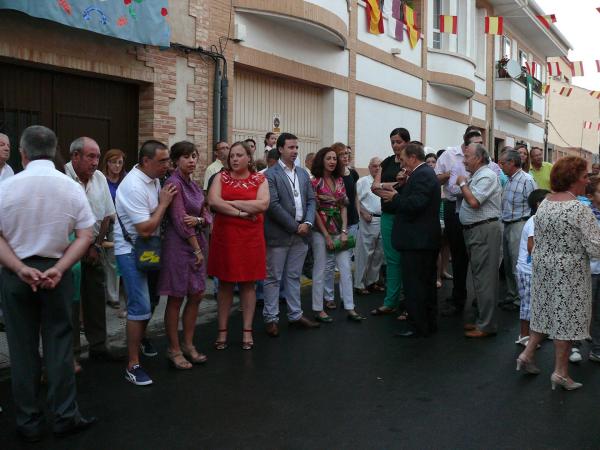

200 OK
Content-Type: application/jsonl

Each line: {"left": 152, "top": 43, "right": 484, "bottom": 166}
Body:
{"left": 208, "top": 141, "right": 269, "bottom": 350}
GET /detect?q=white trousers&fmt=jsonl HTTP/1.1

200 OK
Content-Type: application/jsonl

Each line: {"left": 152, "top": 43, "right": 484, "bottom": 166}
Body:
{"left": 353, "top": 216, "right": 384, "bottom": 289}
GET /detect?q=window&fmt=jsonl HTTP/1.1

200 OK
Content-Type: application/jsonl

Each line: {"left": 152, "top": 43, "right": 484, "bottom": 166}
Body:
{"left": 519, "top": 50, "right": 528, "bottom": 69}
{"left": 533, "top": 60, "right": 542, "bottom": 81}
{"left": 432, "top": 0, "right": 441, "bottom": 50}
{"left": 502, "top": 36, "right": 512, "bottom": 59}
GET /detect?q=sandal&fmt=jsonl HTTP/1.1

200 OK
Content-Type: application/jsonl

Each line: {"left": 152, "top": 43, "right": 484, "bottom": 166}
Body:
{"left": 325, "top": 300, "right": 337, "bottom": 310}
{"left": 347, "top": 311, "right": 366, "bottom": 322}
{"left": 370, "top": 306, "right": 397, "bottom": 316}
{"left": 314, "top": 312, "right": 333, "bottom": 323}
{"left": 370, "top": 283, "right": 385, "bottom": 292}
{"left": 166, "top": 349, "right": 192, "bottom": 370}
{"left": 214, "top": 329, "right": 228, "bottom": 351}
{"left": 181, "top": 343, "right": 208, "bottom": 364}
{"left": 355, "top": 288, "right": 370, "bottom": 296}
{"left": 242, "top": 329, "right": 254, "bottom": 351}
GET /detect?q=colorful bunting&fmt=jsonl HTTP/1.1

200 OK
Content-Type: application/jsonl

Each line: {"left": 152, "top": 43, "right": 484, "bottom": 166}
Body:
{"left": 391, "top": 0, "right": 401, "bottom": 20}
{"left": 597, "top": 123, "right": 600, "bottom": 131}
{"left": 393, "top": 18, "right": 404, "bottom": 42}
{"left": 365, "top": 0, "right": 384, "bottom": 35}
{"left": 596, "top": 60, "right": 600, "bottom": 72}
{"left": 590, "top": 91, "right": 600, "bottom": 99}
{"left": 547, "top": 62, "right": 561, "bottom": 77}
{"left": 567, "top": 60, "right": 585, "bottom": 77}
{"left": 403, "top": 3, "right": 417, "bottom": 28}
{"left": 584, "top": 121, "right": 593, "bottom": 130}
{"left": 407, "top": 25, "right": 419, "bottom": 49}
{"left": 559, "top": 87, "right": 573, "bottom": 97}
{"left": 524, "top": 62, "right": 538, "bottom": 75}
{"left": 536, "top": 14, "right": 556, "bottom": 29}
{"left": 542, "top": 84, "right": 550, "bottom": 95}
{"left": 439, "top": 15, "right": 458, "bottom": 34}
{"left": 484, "top": 16, "right": 503, "bottom": 35}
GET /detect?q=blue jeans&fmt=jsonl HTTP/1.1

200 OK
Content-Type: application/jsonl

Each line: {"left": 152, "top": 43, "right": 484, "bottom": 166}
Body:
{"left": 116, "top": 252, "right": 155, "bottom": 321}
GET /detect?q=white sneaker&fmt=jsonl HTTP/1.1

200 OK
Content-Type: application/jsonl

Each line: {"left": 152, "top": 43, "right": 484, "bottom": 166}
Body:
{"left": 515, "top": 335, "right": 530, "bottom": 346}
{"left": 569, "top": 347, "right": 583, "bottom": 363}
{"left": 589, "top": 351, "right": 600, "bottom": 363}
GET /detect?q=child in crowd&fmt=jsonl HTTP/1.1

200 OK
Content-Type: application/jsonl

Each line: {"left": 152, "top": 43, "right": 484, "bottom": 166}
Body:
{"left": 515, "top": 189, "right": 550, "bottom": 347}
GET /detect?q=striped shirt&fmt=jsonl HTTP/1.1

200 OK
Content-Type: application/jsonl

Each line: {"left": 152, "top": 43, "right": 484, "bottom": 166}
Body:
{"left": 459, "top": 166, "right": 502, "bottom": 226}
{"left": 501, "top": 169, "right": 537, "bottom": 222}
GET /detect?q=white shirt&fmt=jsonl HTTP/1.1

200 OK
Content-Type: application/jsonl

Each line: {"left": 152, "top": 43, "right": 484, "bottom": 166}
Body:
{"left": 278, "top": 159, "right": 303, "bottom": 222}
{"left": 114, "top": 165, "right": 161, "bottom": 256}
{"left": 356, "top": 175, "right": 381, "bottom": 215}
{"left": 435, "top": 145, "right": 464, "bottom": 201}
{"left": 516, "top": 216, "right": 535, "bottom": 275}
{"left": 0, "top": 163, "right": 14, "bottom": 182}
{"left": 65, "top": 162, "right": 115, "bottom": 238}
{"left": 203, "top": 160, "right": 224, "bottom": 190}
{"left": 0, "top": 160, "right": 95, "bottom": 259}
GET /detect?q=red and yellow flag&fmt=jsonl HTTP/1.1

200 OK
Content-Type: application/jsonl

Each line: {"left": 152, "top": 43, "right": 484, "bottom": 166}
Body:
{"left": 484, "top": 16, "right": 503, "bottom": 35}
{"left": 407, "top": 25, "right": 419, "bottom": 49}
{"left": 365, "top": 0, "right": 384, "bottom": 35}
{"left": 590, "top": 91, "right": 600, "bottom": 99}
{"left": 439, "top": 15, "right": 458, "bottom": 34}
{"left": 536, "top": 14, "right": 556, "bottom": 29}
{"left": 542, "top": 84, "right": 550, "bottom": 95}
{"left": 559, "top": 87, "right": 573, "bottom": 97}
{"left": 403, "top": 3, "right": 417, "bottom": 28}
{"left": 547, "top": 62, "right": 561, "bottom": 77}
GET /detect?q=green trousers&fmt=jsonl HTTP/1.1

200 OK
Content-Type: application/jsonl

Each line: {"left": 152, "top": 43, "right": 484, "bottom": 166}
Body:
{"left": 381, "top": 212, "right": 403, "bottom": 309}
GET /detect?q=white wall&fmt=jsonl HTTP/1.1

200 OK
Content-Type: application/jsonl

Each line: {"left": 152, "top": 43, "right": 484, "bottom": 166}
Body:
{"left": 495, "top": 79, "right": 545, "bottom": 117}
{"left": 354, "top": 95, "right": 421, "bottom": 168}
{"left": 472, "top": 100, "right": 486, "bottom": 121}
{"left": 494, "top": 111, "right": 545, "bottom": 143}
{"left": 426, "top": 85, "right": 469, "bottom": 115}
{"left": 475, "top": 76, "right": 486, "bottom": 95}
{"left": 356, "top": 55, "right": 422, "bottom": 100}
{"left": 425, "top": 115, "right": 467, "bottom": 150}
{"left": 322, "top": 88, "right": 349, "bottom": 145}
{"left": 357, "top": 3, "right": 422, "bottom": 67}
{"left": 236, "top": 13, "right": 349, "bottom": 77}
{"left": 305, "top": 0, "right": 349, "bottom": 27}
{"left": 169, "top": 56, "right": 194, "bottom": 146}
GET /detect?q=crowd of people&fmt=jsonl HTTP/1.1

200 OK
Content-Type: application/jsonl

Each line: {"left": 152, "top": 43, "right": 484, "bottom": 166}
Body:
{"left": 1, "top": 122, "right": 600, "bottom": 442}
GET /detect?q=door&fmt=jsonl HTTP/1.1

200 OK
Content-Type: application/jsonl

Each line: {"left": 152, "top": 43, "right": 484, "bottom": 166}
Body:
{"left": 233, "top": 68, "right": 323, "bottom": 166}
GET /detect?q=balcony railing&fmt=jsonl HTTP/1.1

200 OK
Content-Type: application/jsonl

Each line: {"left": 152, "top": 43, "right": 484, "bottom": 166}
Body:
{"left": 496, "top": 60, "right": 543, "bottom": 95}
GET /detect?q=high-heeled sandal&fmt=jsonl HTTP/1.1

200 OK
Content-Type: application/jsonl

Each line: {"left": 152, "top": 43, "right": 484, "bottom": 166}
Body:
{"left": 166, "top": 349, "right": 192, "bottom": 370}
{"left": 214, "top": 329, "right": 228, "bottom": 350}
{"left": 550, "top": 372, "right": 582, "bottom": 391}
{"left": 516, "top": 355, "right": 540, "bottom": 374}
{"left": 242, "top": 329, "right": 254, "bottom": 351}
{"left": 181, "top": 343, "right": 208, "bottom": 364}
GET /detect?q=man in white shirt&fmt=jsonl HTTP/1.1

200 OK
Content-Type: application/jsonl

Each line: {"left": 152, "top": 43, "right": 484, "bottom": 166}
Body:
{"left": 0, "top": 133, "right": 14, "bottom": 182}
{"left": 114, "top": 140, "right": 176, "bottom": 386}
{"left": 354, "top": 157, "right": 385, "bottom": 293}
{"left": 0, "top": 126, "right": 97, "bottom": 441}
{"left": 203, "top": 140, "right": 229, "bottom": 191}
{"left": 65, "top": 137, "right": 117, "bottom": 361}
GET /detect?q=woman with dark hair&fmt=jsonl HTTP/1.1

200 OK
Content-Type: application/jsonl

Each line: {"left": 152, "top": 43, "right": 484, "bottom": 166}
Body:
{"left": 517, "top": 157, "right": 600, "bottom": 390}
{"left": 158, "top": 141, "right": 212, "bottom": 369}
{"left": 244, "top": 138, "right": 257, "bottom": 156}
{"left": 208, "top": 141, "right": 269, "bottom": 350}
{"left": 263, "top": 132, "right": 277, "bottom": 159}
{"left": 516, "top": 144, "right": 530, "bottom": 173}
{"left": 370, "top": 127, "right": 410, "bottom": 317}
{"left": 311, "top": 147, "right": 365, "bottom": 322}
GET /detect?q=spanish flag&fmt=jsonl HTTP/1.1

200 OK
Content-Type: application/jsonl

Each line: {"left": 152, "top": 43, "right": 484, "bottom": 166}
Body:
{"left": 559, "top": 87, "right": 573, "bottom": 97}
{"left": 407, "top": 25, "right": 419, "bottom": 49}
{"left": 403, "top": 3, "right": 417, "bottom": 28}
{"left": 590, "top": 91, "right": 600, "bottom": 99}
{"left": 536, "top": 14, "right": 556, "bottom": 30}
{"left": 366, "top": 0, "right": 384, "bottom": 35}
{"left": 439, "top": 15, "right": 458, "bottom": 34}
{"left": 484, "top": 16, "right": 503, "bottom": 35}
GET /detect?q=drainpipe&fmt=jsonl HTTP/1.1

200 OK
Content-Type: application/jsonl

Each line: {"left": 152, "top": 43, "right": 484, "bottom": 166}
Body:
{"left": 220, "top": 70, "right": 229, "bottom": 143}
{"left": 213, "top": 59, "right": 222, "bottom": 149}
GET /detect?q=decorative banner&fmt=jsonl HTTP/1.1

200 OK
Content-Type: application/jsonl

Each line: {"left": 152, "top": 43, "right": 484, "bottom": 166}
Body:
{"left": 439, "top": 15, "right": 458, "bottom": 34}
{"left": 547, "top": 62, "right": 562, "bottom": 77}
{"left": 403, "top": 3, "right": 417, "bottom": 28}
{"left": 584, "top": 121, "right": 593, "bottom": 130}
{"left": 393, "top": 18, "right": 404, "bottom": 42}
{"left": 407, "top": 25, "right": 419, "bottom": 49}
{"left": 366, "top": 0, "right": 384, "bottom": 35}
{"left": 542, "top": 84, "right": 550, "bottom": 95}
{"left": 485, "top": 16, "right": 504, "bottom": 35}
{"left": 536, "top": 14, "right": 556, "bottom": 29}
{"left": 590, "top": 91, "right": 600, "bottom": 99}
{"left": 559, "top": 87, "right": 573, "bottom": 97}
{"left": 596, "top": 60, "right": 600, "bottom": 72}
{"left": 391, "top": 0, "right": 401, "bottom": 20}
{"left": 0, "top": 0, "right": 170, "bottom": 47}
{"left": 568, "top": 60, "right": 585, "bottom": 77}
{"left": 597, "top": 123, "right": 600, "bottom": 131}
{"left": 524, "top": 62, "right": 538, "bottom": 75}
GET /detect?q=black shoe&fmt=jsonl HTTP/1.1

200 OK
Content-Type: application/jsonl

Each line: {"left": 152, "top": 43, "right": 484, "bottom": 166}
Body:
{"left": 54, "top": 416, "right": 97, "bottom": 438}
{"left": 499, "top": 302, "right": 519, "bottom": 311}
{"left": 17, "top": 428, "right": 44, "bottom": 443}
{"left": 140, "top": 338, "right": 158, "bottom": 357}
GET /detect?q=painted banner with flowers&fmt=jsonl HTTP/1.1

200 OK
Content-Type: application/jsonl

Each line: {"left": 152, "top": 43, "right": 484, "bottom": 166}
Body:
{"left": 0, "top": 0, "right": 170, "bottom": 47}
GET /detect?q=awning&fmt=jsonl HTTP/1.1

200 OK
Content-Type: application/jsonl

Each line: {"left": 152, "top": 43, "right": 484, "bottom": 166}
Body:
{"left": 0, "top": 0, "right": 171, "bottom": 47}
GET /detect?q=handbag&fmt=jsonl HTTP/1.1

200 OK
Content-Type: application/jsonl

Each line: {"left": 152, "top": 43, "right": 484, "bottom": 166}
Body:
{"left": 117, "top": 214, "right": 162, "bottom": 271}
{"left": 329, "top": 234, "right": 356, "bottom": 252}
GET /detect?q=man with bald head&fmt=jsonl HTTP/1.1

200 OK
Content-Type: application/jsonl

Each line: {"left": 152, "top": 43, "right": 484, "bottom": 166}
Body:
{"left": 0, "top": 133, "right": 14, "bottom": 182}
{"left": 65, "top": 137, "right": 116, "bottom": 361}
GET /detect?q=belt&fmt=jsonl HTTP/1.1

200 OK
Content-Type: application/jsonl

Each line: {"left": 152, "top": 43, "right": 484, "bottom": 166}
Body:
{"left": 372, "top": 213, "right": 381, "bottom": 217}
{"left": 462, "top": 217, "right": 499, "bottom": 230}
{"left": 502, "top": 217, "right": 530, "bottom": 225}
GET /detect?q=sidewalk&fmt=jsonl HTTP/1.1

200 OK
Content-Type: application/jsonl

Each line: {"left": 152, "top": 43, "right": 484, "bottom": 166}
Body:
{"left": 0, "top": 276, "right": 314, "bottom": 370}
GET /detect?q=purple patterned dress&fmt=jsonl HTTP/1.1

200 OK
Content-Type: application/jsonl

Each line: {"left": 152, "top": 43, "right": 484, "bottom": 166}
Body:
{"left": 158, "top": 169, "right": 211, "bottom": 297}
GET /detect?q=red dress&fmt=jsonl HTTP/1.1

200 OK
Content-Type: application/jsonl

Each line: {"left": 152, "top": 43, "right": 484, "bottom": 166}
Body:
{"left": 207, "top": 170, "right": 266, "bottom": 282}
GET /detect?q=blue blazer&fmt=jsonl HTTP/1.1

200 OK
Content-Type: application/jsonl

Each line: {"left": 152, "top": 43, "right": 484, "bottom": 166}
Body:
{"left": 264, "top": 163, "right": 316, "bottom": 247}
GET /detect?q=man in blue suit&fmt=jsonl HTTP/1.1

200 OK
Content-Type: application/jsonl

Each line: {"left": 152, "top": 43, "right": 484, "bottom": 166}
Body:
{"left": 263, "top": 133, "right": 320, "bottom": 336}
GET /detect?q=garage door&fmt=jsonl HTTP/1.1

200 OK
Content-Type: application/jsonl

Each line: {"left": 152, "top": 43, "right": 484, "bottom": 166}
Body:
{"left": 233, "top": 68, "right": 322, "bottom": 165}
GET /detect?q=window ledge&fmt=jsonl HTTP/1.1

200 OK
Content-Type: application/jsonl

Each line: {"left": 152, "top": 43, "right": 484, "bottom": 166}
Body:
{"left": 427, "top": 47, "right": 476, "bottom": 68}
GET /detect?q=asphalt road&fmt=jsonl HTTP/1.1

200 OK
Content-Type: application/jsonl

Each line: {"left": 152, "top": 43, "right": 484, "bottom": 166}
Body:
{"left": 2, "top": 283, "right": 600, "bottom": 449}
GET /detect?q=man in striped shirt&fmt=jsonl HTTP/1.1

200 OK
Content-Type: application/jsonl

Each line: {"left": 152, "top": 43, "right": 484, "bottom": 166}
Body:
{"left": 499, "top": 149, "right": 537, "bottom": 311}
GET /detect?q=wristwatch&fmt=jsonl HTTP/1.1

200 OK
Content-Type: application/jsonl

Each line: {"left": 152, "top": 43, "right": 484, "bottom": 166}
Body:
{"left": 459, "top": 181, "right": 467, "bottom": 188}
{"left": 341, "top": 229, "right": 348, "bottom": 234}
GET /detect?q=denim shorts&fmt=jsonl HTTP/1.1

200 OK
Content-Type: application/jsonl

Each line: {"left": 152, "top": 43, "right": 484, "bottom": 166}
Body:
{"left": 116, "top": 251, "right": 152, "bottom": 321}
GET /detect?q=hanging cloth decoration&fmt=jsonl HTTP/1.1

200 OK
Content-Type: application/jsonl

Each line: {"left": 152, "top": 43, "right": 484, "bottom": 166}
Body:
{"left": 391, "top": 0, "right": 402, "bottom": 20}
{"left": 547, "top": 62, "right": 561, "bottom": 77}
{"left": 536, "top": 14, "right": 556, "bottom": 29}
{"left": 366, "top": 0, "right": 384, "bottom": 35}
{"left": 525, "top": 73, "right": 533, "bottom": 113}
{"left": 439, "top": 15, "right": 458, "bottom": 34}
{"left": 402, "top": 3, "right": 419, "bottom": 49}
{"left": 595, "top": 60, "right": 600, "bottom": 72}
{"left": 559, "top": 87, "right": 573, "bottom": 97}
{"left": 590, "top": 91, "right": 600, "bottom": 99}
{"left": 484, "top": 16, "right": 504, "bottom": 35}
{"left": 542, "top": 84, "right": 550, "bottom": 95}
{"left": 583, "top": 121, "right": 593, "bottom": 130}
{"left": 567, "top": 60, "right": 585, "bottom": 77}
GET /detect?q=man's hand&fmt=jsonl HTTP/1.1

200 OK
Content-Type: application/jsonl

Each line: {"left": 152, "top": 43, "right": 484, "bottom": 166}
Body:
{"left": 83, "top": 245, "right": 100, "bottom": 265}
{"left": 360, "top": 211, "right": 373, "bottom": 223}
{"left": 379, "top": 188, "right": 397, "bottom": 203}
{"left": 340, "top": 232, "right": 348, "bottom": 247}
{"left": 438, "top": 172, "right": 451, "bottom": 184}
{"left": 40, "top": 267, "right": 63, "bottom": 290}
{"left": 297, "top": 223, "right": 311, "bottom": 236}
{"left": 159, "top": 184, "right": 178, "bottom": 207}
{"left": 16, "top": 266, "right": 44, "bottom": 292}
{"left": 456, "top": 175, "right": 467, "bottom": 186}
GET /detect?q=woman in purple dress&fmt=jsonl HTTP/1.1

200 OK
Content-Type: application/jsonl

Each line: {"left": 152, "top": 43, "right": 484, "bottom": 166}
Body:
{"left": 158, "top": 141, "right": 211, "bottom": 370}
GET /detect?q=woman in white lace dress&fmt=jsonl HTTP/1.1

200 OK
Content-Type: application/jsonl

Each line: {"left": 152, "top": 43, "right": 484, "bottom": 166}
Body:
{"left": 516, "top": 156, "right": 600, "bottom": 390}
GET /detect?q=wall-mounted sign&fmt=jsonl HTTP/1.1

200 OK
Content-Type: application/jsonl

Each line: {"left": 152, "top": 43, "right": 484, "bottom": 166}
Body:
{"left": 272, "top": 114, "right": 281, "bottom": 133}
